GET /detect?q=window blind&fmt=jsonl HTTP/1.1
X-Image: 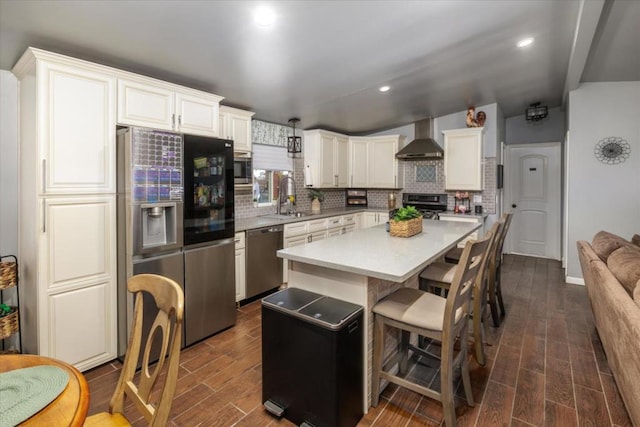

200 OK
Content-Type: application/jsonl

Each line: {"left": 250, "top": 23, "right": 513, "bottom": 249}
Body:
{"left": 252, "top": 143, "right": 293, "bottom": 171}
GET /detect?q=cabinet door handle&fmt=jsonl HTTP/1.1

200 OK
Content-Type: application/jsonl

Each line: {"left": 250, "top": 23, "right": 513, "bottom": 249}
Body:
{"left": 42, "top": 200, "right": 46, "bottom": 233}
{"left": 178, "top": 115, "right": 182, "bottom": 129}
{"left": 41, "top": 159, "right": 46, "bottom": 193}
{"left": 307, "top": 235, "right": 312, "bottom": 243}
{"left": 334, "top": 175, "right": 338, "bottom": 187}
{"left": 172, "top": 114, "right": 176, "bottom": 130}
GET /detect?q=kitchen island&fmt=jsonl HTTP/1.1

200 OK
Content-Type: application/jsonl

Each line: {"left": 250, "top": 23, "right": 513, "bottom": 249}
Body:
{"left": 277, "top": 219, "right": 482, "bottom": 412}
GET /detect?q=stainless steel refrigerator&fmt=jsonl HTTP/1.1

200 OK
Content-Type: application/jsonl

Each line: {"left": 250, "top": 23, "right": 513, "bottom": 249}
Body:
{"left": 117, "top": 128, "right": 236, "bottom": 359}
{"left": 116, "top": 127, "right": 185, "bottom": 360}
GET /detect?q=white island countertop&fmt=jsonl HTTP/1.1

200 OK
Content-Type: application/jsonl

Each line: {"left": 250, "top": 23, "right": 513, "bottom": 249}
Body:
{"left": 277, "top": 219, "right": 481, "bottom": 283}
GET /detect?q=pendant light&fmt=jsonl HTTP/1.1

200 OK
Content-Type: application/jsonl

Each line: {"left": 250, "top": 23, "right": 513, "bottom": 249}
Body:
{"left": 287, "top": 118, "right": 302, "bottom": 158}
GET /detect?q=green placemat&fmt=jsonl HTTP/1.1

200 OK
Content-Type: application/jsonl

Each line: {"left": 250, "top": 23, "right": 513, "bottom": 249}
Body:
{"left": 0, "top": 365, "right": 69, "bottom": 427}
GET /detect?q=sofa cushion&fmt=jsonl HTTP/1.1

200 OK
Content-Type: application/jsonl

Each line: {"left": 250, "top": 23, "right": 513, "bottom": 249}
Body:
{"left": 608, "top": 246, "right": 640, "bottom": 295}
{"left": 632, "top": 234, "right": 640, "bottom": 247}
{"left": 592, "top": 231, "right": 635, "bottom": 262}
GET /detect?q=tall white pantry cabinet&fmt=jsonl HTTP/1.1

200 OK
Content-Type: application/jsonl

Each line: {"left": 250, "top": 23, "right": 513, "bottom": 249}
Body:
{"left": 12, "top": 48, "right": 118, "bottom": 371}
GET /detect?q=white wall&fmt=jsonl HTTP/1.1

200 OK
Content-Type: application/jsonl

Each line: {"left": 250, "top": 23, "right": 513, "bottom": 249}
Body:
{"left": 566, "top": 82, "right": 640, "bottom": 280}
{"left": 0, "top": 70, "right": 18, "bottom": 256}
{"left": 506, "top": 106, "right": 566, "bottom": 145}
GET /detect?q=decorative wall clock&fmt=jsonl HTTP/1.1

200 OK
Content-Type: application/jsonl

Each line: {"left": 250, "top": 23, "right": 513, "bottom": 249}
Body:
{"left": 594, "top": 137, "right": 630, "bottom": 165}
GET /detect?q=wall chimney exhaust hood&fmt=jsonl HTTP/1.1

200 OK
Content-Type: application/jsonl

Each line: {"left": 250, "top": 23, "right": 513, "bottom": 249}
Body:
{"left": 395, "top": 118, "right": 444, "bottom": 159}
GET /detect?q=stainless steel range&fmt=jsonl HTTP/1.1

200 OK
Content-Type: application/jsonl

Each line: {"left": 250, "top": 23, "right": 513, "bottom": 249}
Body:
{"left": 402, "top": 193, "right": 448, "bottom": 219}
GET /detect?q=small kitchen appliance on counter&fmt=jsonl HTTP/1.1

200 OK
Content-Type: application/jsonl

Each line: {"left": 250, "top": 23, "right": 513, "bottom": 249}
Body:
{"left": 402, "top": 193, "right": 448, "bottom": 219}
{"left": 345, "top": 189, "right": 367, "bottom": 207}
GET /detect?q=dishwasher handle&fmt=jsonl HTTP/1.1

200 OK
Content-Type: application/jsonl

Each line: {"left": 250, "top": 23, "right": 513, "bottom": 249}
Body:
{"left": 248, "top": 225, "right": 284, "bottom": 236}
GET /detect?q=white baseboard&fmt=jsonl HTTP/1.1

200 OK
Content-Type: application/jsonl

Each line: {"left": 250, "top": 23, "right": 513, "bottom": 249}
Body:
{"left": 565, "top": 276, "right": 585, "bottom": 286}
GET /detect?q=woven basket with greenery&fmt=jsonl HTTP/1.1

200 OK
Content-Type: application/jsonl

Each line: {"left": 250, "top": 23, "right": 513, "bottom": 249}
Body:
{"left": 0, "top": 303, "right": 19, "bottom": 340}
{"left": 389, "top": 206, "right": 423, "bottom": 237}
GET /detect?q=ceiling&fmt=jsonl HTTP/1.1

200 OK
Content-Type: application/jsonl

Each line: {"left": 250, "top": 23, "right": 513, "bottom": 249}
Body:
{"left": 0, "top": 0, "right": 638, "bottom": 134}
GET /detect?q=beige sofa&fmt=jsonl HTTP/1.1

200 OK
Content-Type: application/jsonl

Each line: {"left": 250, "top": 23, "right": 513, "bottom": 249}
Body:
{"left": 577, "top": 231, "right": 640, "bottom": 426}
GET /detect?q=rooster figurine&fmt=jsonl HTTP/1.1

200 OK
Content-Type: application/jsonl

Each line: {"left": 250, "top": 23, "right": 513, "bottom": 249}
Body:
{"left": 466, "top": 107, "right": 478, "bottom": 127}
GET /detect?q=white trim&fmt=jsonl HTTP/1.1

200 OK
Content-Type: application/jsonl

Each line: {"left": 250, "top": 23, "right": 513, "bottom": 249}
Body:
{"left": 565, "top": 276, "right": 585, "bottom": 286}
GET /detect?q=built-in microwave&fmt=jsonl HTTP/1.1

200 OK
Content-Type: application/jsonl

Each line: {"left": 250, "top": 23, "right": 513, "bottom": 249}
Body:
{"left": 234, "top": 157, "right": 252, "bottom": 185}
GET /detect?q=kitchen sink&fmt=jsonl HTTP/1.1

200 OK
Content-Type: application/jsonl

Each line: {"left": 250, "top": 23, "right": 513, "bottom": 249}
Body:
{"left": 262, "top": 212, "right": 310, "bottom": 220}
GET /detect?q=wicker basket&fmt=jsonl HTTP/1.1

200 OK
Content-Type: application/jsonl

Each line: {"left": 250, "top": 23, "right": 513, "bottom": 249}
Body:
{"left": 0, "top": 259, "right": 17, "bottom": 290}
{"left": 0, "top": 307, "right": 19, "bottom": 340}
{"left": 389, "top": 216, "right": 423, "bottom": 237}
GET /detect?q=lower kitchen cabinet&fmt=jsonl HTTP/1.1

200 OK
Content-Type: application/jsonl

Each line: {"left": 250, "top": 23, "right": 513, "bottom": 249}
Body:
{"left": 49, "top": 282, "right": 115, "bottom": 370}
{"left": 20, "top": 195, "right": 117, "bottom": 371}
{"left": 362, "top": 211, "right": 389, "bottom": 228}
{"left": 282, "top": 214, "right": 358, "bottom": 283}
{"left": 235, "top": 232, "right": 246, "bottom": 302}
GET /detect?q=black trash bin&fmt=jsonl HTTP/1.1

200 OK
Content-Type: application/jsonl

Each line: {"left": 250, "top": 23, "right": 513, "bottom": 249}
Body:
{"left": 262, "top": 288, "right": 364, "bottom": 427}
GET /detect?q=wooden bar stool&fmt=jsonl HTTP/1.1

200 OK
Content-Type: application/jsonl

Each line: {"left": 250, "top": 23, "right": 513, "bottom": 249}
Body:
{"left": 443, "top": 213, "right": 512, "bottom": 326}
{"left": 371, "top": 234, "right": 492, "bottom": 427}
{"left": 418, "top": 221, "right": 501, "bottom": 366}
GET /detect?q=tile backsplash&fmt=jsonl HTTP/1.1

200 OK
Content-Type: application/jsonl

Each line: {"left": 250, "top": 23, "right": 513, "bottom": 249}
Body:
{"left": 235, "top": 121, "right": 497, "bottom": 219}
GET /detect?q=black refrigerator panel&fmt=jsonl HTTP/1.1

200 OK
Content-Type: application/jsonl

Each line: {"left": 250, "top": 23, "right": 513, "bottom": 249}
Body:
{"left": 183, "top": 134, "right": 235, "bottom": 246}
{"left": 184, "top": 239, "right": 236, "bottom": 346}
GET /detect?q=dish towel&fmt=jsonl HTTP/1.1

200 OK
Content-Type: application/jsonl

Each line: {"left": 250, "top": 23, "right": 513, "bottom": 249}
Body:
{"left": 0, "top": 365, "right": 69, "bottom": 427}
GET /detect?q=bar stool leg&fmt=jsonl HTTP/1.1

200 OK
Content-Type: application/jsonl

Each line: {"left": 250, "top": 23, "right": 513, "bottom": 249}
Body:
{"left": 371, "top": 315, "right": 384, "bottom": 407}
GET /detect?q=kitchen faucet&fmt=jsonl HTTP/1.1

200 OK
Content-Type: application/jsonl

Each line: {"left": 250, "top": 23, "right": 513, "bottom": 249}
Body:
{"left": 277, "top": 176, "right": 296, "bottom": 215}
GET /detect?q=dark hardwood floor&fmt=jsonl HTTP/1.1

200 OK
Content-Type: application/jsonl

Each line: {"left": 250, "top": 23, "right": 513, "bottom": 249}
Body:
{"left": 85, "top": 255, "right": 632, "bottom": 426}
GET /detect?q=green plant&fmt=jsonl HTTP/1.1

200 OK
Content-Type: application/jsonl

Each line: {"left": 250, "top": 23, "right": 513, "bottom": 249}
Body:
{"left": 308, "top": 189, "right": 325, "bottom": 202}
{"left": 392, "top": 205, "right": 422, "bottom": 221}
{"left": 0, "top": 303, "right": 12, "bottom": 317}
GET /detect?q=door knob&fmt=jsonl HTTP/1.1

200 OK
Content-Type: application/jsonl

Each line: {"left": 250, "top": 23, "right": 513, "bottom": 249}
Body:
{"left": 512, "top": 204, "right": 517, "bottom": 208}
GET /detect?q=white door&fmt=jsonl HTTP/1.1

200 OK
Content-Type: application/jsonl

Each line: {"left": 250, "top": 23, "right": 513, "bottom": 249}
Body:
{"left": 175, "top": 91, "right": 220, "bottom": 137}
{"left": 368, "top": 138, "right": 398, "bottom": 188}
{"left": 505, "top": 143, "right": 561, "bottom": 259}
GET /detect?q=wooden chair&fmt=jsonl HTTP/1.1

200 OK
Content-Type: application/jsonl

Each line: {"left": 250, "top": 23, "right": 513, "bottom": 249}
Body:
{"left": 443, "top": 213, "right": 513, "bottom": 326}
{"left": 85, "top": 274, "right": 184, "bottom": 427}
{"left": 418, "top": 220, "right": 502, "bottom": 366}
{"left": 489, "top": 213, "right": 512, "bottom": 325}
{"left": 371, "top": 233, "right": 492, "bottom": 427}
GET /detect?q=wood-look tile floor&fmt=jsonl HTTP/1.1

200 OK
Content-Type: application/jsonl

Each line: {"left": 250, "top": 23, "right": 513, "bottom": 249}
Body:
{"left": 85, "top": 255, "right": 632, "bottom": 426}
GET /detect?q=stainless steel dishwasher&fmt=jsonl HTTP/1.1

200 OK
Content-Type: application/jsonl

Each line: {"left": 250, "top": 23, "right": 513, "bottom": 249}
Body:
{"left": 246, "top": 225, "right": 284, "bottom": 299}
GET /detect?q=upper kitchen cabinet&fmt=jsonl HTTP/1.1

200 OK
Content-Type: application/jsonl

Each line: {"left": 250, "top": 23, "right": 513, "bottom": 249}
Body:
{"left": 219, "top": 106, "right": 255, "bottom": 153}
{"left": 443, "top": 128, "right": 484, "bottom": 191}
{"left": 13, "top": 51, "right": 117, "bottom": 195}
{"left": 303, "top": 130, "right": 349, "bottom": 188}
{"left": 349, "top": 135, "right": 404, "bottom": 188}
{"left": 117, "top": 76, "right": 223, "bottom": 137}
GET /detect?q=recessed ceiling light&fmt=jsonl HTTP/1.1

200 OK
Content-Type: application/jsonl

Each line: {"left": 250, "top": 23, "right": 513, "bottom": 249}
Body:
{"left": 254, "top": 7, "right": 276, "bottom": 27}
{"left": 379, "top": 86, "right": 390, "bottom": 92}
{"left": 517, "top": 37, "right": 534, "bottom": 48}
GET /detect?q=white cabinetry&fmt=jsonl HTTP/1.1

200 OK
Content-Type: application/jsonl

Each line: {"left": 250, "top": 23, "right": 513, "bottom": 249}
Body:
{"left": 349, "top": 135, "right": 404, "bottom": 188}
{"left": 13, "top": 48, "right": 117, "bottom": 371}
{"left": 443, "top": 128, "right": 484, "bottom": 191}
{"left": 117, "top": 76, "right": 223, "bottom": 137}
{"left": 362, "top": 211, "right": 389, "bottom": 229}
{"left": 234, "top": 232, "right": 246, "bottom": 302}
{"left": 303, "top": 130, "right": 349, "bottom": 188}
{"left": 283, "top": 218, "right": 327, "bottom": 282}
{"left": 439, "top": 214, "right": 486, "bottom": 247}
{"left": 219, "top": 106, "right": 255, "bottom": 153}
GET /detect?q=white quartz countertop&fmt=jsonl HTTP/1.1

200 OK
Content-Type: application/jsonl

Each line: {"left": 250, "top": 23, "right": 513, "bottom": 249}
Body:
{"left": 235, "top": 207, "right": 389, "bottom": 232}
{"left": 277, "top": 220, "right": 481, "bottom": 282}
{"left": 439, "top": 211, "right": 488, "bottom": 220}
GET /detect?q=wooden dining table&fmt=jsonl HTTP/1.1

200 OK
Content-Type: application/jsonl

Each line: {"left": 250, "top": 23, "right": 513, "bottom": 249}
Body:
{"left": 0, "top": 354, "right": 90, "bottom": 426}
